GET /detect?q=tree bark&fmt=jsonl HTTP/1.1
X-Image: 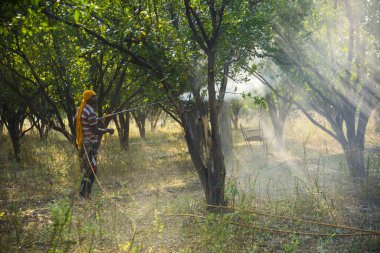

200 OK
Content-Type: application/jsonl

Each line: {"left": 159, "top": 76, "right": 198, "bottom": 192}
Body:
{"left": 119, "top": 112, "right": 130, "bottom": 149}
{"left": 219, "top": 101, "right": 233, "bottom": 169}
{"left": 206, "top": 50, "right": 227, "bottom": 206}
{"left": 31, "top": 117, "right": 50, "bottom": 141}
{"left": 0, "top": 120, "right": 3, "bottom": 137}
{"left": 375, "top": 104, "right": 380, "bottom": 133}
{"left": 230, "top": 100, "right": 242, "bottom": 130}
{"left": 114, "top": 112, "right": 130, "bottom": 149}
{"left": 232, "top": 114, "right": 239, "bottom": 130}
{"left": 132, "top": 109, "right": 147, "bottom": 139}
{"left": 266, "top": 94, "right": 288, "bottom": 146}
{"left": 343, "top": 143, "right": 366, "bottom": 178}
{"left": 6, "top": 114, "right": 22, "bottom": 162}
{"left": 148, "top": 107, "right": 161, "bottom": 132}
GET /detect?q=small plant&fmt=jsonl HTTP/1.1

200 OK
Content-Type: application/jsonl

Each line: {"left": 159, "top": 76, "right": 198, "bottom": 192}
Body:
{"left": 282, "top": 235, "right": 300, "bottom": 253}
{"left": 225, "top": 179, "right": 239, "bottom": 207}
{"left": 152, "top": 209, "right": 164, "bottom": 233}
{"left": 9, "top": 202, "right": 22, "bottom": 246}
{"left": 48, "top": 197, "right": 73, "bottom": 252}
{"left": 119, "top": 240, "right": 143, "bottom": 253}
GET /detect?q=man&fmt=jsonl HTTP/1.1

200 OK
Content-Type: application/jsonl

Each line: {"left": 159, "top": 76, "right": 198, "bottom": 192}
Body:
{"left": 75, "top": 90, "right": 114, "bottom": 199}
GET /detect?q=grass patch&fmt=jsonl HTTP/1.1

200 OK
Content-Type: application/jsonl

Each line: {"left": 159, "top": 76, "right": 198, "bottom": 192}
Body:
{"left": 0, "top": 118, "right": 379, "bottom": 252}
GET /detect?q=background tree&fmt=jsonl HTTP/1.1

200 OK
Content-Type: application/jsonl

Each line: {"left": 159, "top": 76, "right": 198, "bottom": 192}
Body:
{"left": 147, "top": 106, "right": 162, "bottom": 132}
{"left": 256, "top": 63, "right": 294, "bottom": 146}
{"left": 0, "top": 72, "right": 30, "bottom": 162}
{"left": 230, "top": 98, "right": 243, "bottom": 130}
{"left": 131, "top": 105, "right": 149, "bottom": 139}
{"left": 265, "top": 0, "right": 379, "bottom": 177}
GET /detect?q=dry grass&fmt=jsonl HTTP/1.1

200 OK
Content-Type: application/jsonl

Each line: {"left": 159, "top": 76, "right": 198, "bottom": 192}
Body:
{"left": 0, "top": 113, "right": 379, "bottom": 252}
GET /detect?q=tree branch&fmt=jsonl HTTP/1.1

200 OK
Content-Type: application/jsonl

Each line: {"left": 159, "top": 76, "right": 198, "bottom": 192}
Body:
{"left": 183, "top": 0, "right": 209, "bottom": 52}
{"left": 253, "top": 72, "right": 341, "bottom": 143}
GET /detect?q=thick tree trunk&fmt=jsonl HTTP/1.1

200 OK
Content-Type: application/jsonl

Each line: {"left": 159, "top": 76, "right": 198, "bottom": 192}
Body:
{"left": 343, "top": 143, "right": 366, "bottom": 178}
{"left": 341, "top": 104, "right": 368, "bottom": 178}
{"left": 7, "top": 118, "right": 22, "bottom": 162}
{"left": 180, "top": 95, "right": 226, "bottom": 206}
{"left": 206, "top": 51, "right": 227, "bottom": 206}
{"left": 182, "top": 111, "right": 208, "bottom": 189}
{"left": 335, "top": 109, "right": 367, "bottom": 178}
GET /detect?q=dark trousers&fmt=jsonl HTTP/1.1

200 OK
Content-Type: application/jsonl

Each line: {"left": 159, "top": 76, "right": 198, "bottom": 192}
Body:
{"left": 79, "top": 143, "right": 98, "bottom": 198}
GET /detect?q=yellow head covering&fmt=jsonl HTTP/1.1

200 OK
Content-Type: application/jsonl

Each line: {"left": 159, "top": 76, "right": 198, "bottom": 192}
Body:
{"left": 76, "top": 90, "right": 96, "bottom": 148}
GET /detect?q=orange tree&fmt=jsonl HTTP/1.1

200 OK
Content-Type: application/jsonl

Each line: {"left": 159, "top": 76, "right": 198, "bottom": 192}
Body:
{"left": 36, "top": 0, "right": 292, "bottom": 206}
{"left": 1, "top": 0, "right": 312, "bottom": 205}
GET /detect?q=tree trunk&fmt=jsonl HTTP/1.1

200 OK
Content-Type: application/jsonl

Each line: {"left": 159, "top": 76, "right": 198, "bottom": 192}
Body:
{"left": 180, "top": 94, "right": 226, "bottom": 206}
{"left": 219, "top": 101, "right": 233, "bottom": 169}
{"left": 206, "top": 51, "right": 227, "bottom": 206}
{"left": 42, "top": 124, "right": 50, "bottom": 140}
{"left": 343, "top": 143, "right": 366, "bottom": 178}
{"left": 0, "top": 121, "right": 3, "bottom": 137}
{"left": 7, "top": 117, "right": 22, "bottom": 162}
{"left": 36, "top": 119, "right": 49, "bottom": 141}
{"left": 267, "top": 94, "right": 288, "bottom": 146}
{"left": 268, "top": 107, "right": 283, "bottom": 146}
{"left": 341, "top": 103, "right": 368, "bottom": 178}
{"left": 150, "top": 119, "right": 158, "bottom": 132}
{"left": 232, "top": 114, "right": 239, "bottom": 130}
{"left": 138, "top": 123, "right": 145, "bottom": 139}
{"left": 375, "top": 104, "right": 380, "bottom": 133}
{"left": 114, "top": 112, "right": 130, "bottom": 149}
{"left": 148, "top": 107, "right": 161, "bottom": 132}
{"left": 274, "top": 126, "right": 284, "bottom": 146}
{"left": 230, "top": 101, "right": 242, "bottom": 130}
{"left": 132, "top": 110, "right": 147, "bottom": 139}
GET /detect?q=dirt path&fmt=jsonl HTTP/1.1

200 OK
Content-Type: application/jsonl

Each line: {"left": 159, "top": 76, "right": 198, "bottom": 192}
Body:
{"left": 82, "top": 144, "right": 203, "bottom": 251}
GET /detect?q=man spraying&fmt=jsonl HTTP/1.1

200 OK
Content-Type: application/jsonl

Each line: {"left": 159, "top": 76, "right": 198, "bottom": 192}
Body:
{"left": 75, "top": 90, "right": 114, "bottom": 199}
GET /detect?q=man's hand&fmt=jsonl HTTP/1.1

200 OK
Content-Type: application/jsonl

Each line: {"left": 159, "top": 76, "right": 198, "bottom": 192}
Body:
{"left": 107, "top": 128, "right": 115, "bottom": 135}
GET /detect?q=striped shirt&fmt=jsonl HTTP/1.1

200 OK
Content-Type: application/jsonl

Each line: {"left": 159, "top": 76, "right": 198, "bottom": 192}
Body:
{"left": 81, "top": 104, "right": 98, "bottom": 144}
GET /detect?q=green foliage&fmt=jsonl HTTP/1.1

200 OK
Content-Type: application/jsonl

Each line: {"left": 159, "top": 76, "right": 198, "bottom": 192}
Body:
{"left": 118, "top": 240, "right": 143, "bottom": 253}
{"left": 48, "top": 197, "right": 73, "bottom": 252}
{"left": 224, "top": 179, "right": 239, "bottom": 204}
{"left": 252, "top": 96, "right": 267, "bottom": 109}
{"left": 282, "top": 235, "right": 300, "bottom": 253}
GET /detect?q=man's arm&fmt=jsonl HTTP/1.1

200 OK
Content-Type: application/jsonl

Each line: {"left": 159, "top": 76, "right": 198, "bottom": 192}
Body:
{"left": 86, "top": 109, "right": 114, "bottom": 135}
{"left": 90, "top": 124, "right": 114, "bottom": 135}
